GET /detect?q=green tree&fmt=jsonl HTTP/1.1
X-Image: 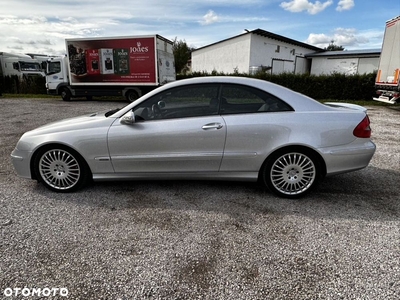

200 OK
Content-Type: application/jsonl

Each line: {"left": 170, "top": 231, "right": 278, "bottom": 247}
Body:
{"left": 173, "top": 38, "right": 195, "bottom": 74}
{"left": 325, "top": 40, "right": 345, "bottom": 51}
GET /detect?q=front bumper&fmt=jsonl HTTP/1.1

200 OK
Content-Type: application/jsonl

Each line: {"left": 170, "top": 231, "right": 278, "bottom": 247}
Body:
{"left": 11, "top": 148, "right": 33, "bottom": 179}
{"left": 47, "top": 89, "right": 58, "bottom": 95}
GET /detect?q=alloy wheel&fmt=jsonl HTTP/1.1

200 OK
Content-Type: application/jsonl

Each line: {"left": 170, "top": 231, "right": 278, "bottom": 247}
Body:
{"left": 38, "top": 149, "right": 81, "bottom": 190}
{"left": 269, "top": 152, "right": 316, "bottom": 196}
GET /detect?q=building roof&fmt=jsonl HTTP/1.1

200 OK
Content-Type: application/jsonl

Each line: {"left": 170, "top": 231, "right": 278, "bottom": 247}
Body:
{"left": 250, "top": 29, "right": 324, "bottom": 52}
{"left": 305, "top": 48, "right": 381, "bottom": 58}
{"left": 193, "top": 29, "right": 324, "bottom": 52}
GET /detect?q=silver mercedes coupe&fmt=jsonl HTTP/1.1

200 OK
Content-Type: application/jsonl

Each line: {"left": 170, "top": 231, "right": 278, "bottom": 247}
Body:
{"left": 11, "top": 77, "right": 376, "bottom": 198}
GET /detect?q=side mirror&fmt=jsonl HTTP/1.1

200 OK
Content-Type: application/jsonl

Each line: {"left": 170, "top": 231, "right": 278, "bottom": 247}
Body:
{"left": 121, "top": 111, "right": 136, "bottom": 125}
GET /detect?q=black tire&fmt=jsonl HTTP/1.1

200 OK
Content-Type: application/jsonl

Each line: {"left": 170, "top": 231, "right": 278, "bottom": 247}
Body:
{"left": 34, "top": 146, "right": 91, "bottom": 192}
{"left": 60, "top": 88, "right": 72, "bottom": 101}
{"left": 262, "top": 149, "right": 322, "bottom": 199}
{"left": 126, "top": 90, "right": 139, "bottom": 102}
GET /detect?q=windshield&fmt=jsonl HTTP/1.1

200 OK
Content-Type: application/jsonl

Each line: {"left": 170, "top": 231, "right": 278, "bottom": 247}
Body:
{"left": 47, "top": 61, "right": 61, "bottom": 74}
{"left": 19, "top": 62, "right": 41, "bottom": 71}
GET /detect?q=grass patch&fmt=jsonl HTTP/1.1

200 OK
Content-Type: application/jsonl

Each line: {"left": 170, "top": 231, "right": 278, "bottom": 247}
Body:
{"left": 1, "top": 93, "right": 56, "bottom": 98}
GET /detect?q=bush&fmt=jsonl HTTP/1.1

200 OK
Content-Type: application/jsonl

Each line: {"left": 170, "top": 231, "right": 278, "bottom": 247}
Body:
{"left": 178, "top": 72, "right": 377, "bottom": 101}
{"left": 1, "top": 72, "right": 377, "bottom": 101}
{"left": 0, "top": 75, "right": 46, "bottom": 94}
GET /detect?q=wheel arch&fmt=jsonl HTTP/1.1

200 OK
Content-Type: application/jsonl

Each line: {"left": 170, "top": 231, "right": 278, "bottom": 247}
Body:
{"left": 30, "top": 142, "right": 92, "bottom": 181}
{"left": 258, "top": 145, "right": 327, "bottom": 181}
{"left": 55, "top": 82, "right": 69, "bottom": 95}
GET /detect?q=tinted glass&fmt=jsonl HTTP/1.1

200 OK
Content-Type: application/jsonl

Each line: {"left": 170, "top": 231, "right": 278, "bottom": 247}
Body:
{"left": 220, "top": 84, "right": 293, "bottom": 114}
{"left": 134, "top": 84, "right": 220, "bottom": 121}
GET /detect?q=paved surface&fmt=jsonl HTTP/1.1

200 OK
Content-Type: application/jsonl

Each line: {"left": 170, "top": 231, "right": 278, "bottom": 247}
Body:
{"left": 0, "top": 98, "right": 399, "bottom": 299}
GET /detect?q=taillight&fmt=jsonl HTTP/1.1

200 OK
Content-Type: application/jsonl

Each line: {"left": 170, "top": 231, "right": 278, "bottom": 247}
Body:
{"left": 353, "top": 115, "right": 371, "bottom": 138}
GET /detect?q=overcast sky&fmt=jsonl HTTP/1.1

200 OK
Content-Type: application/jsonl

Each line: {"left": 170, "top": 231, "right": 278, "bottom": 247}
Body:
{"left": 0, "top": 0, "right": 398, "bottom": 55}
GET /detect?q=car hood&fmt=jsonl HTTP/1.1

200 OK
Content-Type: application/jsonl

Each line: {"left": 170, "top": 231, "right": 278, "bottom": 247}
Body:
{"left": 23, "top": 111, "right": 116, "bottom": 137}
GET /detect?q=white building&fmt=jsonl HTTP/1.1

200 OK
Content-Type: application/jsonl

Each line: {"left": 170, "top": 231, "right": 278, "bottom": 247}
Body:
{"left": 306, "top": 49, "right": 381, "bottom": 75}
{"left": 191, "top": 29, "right": 323, "bottom": 75}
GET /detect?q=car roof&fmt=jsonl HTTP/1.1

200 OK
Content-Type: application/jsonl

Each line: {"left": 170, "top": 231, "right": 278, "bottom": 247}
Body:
{"left": 115, "top": 76, "right": 329, "bottom": 117}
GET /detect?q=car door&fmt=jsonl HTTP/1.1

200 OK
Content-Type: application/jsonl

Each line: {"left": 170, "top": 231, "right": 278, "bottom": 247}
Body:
{"left": 218, "top": 83, "right": 294, "bottom": 172}
{"left": 107, "top": 83, "right": 226, "bottom": 173}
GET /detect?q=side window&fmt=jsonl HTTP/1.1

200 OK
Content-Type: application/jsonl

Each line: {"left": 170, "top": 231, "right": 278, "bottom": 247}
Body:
{"left": 220, "top": 84, "right": 293, "bottom": 114}
{"left": 48, "top": 61, "right": 61, "bottom": 73}
{"left": 133, "top": 84, "right": 219, "bottom": 121}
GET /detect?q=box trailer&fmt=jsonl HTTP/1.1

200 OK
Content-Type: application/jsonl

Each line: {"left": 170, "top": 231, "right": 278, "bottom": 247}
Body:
{"left": 373, "top": 16, "right": 400, "bottom": 104}
{"left": 46, "top": 35, "right": 176, "bottom": 101}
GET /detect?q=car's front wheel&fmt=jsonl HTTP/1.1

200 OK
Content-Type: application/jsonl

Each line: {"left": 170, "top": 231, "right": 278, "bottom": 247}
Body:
{"left": 262, "top": 149, "right": 321, "bottom": 198}
{"left": 34, "top": 146, "right": 90, "bottom": 192}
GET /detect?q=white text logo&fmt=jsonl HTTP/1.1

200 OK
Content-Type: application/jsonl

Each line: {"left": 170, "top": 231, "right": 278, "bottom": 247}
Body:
{"left": 3, "top": 287, "right": 68, "bottom": 297}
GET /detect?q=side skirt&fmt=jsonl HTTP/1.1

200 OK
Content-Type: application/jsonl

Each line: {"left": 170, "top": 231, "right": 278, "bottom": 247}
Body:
{"left": 92, "top": 172, "right": 259, "bottom": 182}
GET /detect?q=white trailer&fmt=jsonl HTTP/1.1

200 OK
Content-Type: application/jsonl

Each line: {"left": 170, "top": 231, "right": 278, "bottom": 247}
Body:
{"left": 373, "top": 16, "right": 400, "bottom": 104}
{"left": 0, "top": 52, "right": 45, "bottom": 78}
{"left": 45, "top": 35, "right": 176, "bottom": 101}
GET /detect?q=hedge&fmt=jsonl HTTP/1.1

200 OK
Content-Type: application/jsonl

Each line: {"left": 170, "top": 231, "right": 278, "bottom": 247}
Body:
{"left": 1, "top": 72, "right": 376, "bottom": 101}
{"left": 0, "top": 75, "right": 46, "bottom": 94}
{"left": 178, "top": 71, "right": 377, "bottom": 101}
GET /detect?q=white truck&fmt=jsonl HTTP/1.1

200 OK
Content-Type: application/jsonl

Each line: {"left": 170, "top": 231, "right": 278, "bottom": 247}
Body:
{"left": 0, "top": 52, "right": 45, "bottom": 78}
{"left": 46, "top": 35, "right": 176, "bottom": 101}
{"left": 373, "top": 15, "right": 400, "bottom": 104}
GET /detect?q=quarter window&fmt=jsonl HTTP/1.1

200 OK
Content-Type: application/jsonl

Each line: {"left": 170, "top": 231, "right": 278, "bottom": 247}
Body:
{"left": 220, "top": 84, "right": 293, "bottom": 114}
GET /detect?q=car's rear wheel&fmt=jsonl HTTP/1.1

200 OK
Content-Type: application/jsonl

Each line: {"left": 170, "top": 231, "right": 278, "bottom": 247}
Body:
{"left": 34, "top": 146, "right": 90, "bottom": 192}
{"left": 262, "top": 149, "right": 321, "bottom": 198}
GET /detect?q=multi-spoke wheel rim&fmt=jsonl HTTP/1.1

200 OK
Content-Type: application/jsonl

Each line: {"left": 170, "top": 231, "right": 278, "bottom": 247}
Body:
{"left": 39, "top": 149, "right": 80, "bottom": 190}
{"left": 270, "top": 152, "right": 316, "bottom": 196}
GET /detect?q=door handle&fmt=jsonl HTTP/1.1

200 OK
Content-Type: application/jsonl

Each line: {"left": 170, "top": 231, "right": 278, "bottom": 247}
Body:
{"left": 202, "top": 123, "right": 223, "bottom": 130}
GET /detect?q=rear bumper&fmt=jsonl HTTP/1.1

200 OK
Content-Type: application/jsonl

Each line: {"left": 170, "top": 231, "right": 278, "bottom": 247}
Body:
{"left": 320, "top": 140, "right": 376, "bottom": 176}
{"left": 373, "top": 89, "right": 400, "bottom": 104}
{"left": 372, "top": 95, "right": 399, "bottom": 104}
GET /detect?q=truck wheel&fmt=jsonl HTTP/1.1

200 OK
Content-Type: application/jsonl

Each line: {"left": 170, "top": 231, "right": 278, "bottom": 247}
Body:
{"left": 61, "top": 88, "right": 72, "bottom": 101}
{"left": 126, "top": 90, "right": 139, "bottom": 102}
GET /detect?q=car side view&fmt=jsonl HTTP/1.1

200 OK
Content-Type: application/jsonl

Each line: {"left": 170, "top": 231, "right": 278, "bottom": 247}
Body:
{"left": 11, "top": 77, "right": 376, "bottom": 198}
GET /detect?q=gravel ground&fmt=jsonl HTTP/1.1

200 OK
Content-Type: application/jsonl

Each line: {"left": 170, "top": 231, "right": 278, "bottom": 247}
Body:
{"left": 0, "top": 98, "right": 399, "bottom": 300}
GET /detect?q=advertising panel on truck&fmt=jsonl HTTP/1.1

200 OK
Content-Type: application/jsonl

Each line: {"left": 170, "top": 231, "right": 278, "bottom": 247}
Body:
{"left": 66, "top": 36, "right": 157, "bottom": 86}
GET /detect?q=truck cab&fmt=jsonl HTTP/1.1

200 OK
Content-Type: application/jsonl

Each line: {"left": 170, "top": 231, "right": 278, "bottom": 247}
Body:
{"left": 45, "top": 56, "right": 69, "bottom": 98}
{"left": 0, "top": 52, "right": 45, "bottom": 78}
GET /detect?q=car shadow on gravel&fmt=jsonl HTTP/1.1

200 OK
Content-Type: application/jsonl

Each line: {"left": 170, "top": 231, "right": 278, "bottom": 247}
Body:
{"left": 25, "top": 165, "right": 400, "bottom": 223}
